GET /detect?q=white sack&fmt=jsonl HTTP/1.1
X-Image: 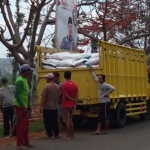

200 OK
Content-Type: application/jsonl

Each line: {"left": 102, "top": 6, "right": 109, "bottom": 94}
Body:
{"left": 56, "top": 67, "right": 73, "bottom": 69}
{"left": 46, "top": 52, "right": 70, "bottom": 60}
{"left": 81, "top": 53, "right": 92, "bottom": 59}
{"left": 75, "top": 65, "right": 87, "bottom": 68}
{"left": 91, "top": 53, "right": 99, "bottom": 58}
{"left": 92, "top": 64, "right": 99, "bottom": 68}
{"left": 62, "top": 53, "right": 84, "bottom": 60}
{"left": 72, "top": 59, "right": 87, "bottom": 67}
{"left": 57, "top": 59, "right": 75, "bottom": 67}
{"left": 42, "top": 65, "right": 56, "bottom": 70}
{"left": 85, "top": 57, "right": 99, "bottom": 65}
{"left": 42, "top": 59, "right": 60, "bottom": 67}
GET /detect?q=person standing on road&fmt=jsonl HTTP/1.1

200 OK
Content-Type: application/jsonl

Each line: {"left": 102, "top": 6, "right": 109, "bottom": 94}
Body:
{"left": 41, "top": 73, "right": 60, "bottom": 138}
{"left": 53, "top": 72, "right": 63, "bottom": 126}
{"left": 0, "top": 77, "right": 15, "bottom": 137}
{"left": 89, "top": 67, "right": 115, "bottom": 134}
{"left": 14, "top": 64, "right": 34, "bottom": 149}
{"left": 61, "top": 71, "right": 78, "bottom": 140}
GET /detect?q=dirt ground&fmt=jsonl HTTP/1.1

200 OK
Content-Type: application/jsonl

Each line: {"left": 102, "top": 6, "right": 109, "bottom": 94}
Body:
{"left": 0, "top": 131, "right": 47, "bottom": 148}
{"left": 0, "top": 105, "right": 42, "bottom": 123}
{"left": 0, "top": 105, "right": 44, "bottom": 148}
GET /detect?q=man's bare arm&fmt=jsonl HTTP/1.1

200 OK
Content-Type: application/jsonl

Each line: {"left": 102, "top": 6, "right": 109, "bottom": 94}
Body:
{"left": 73, "top": 93, "right": 79, "bottom": 110}
{"left": 65, "top": 93, "right": 75, "bottom": 101}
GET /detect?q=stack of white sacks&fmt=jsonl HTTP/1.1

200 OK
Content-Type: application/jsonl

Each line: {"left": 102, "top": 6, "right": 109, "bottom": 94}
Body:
{"left": 42, "top": 52, "right": 99, "bottom": 69}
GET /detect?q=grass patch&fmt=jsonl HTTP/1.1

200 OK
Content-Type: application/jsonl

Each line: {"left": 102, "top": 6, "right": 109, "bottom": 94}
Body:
{"left": 29, "top": 120, "right": 45, "bottom": 132}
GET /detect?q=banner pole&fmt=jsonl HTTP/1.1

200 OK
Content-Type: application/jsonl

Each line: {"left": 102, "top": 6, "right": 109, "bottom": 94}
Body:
{"left": 55, "top": 0, "right": 58, "bottom": 49}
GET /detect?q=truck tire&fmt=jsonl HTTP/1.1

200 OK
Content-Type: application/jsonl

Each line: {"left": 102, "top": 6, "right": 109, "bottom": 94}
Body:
{"left": 116, "top": 103, "right": 126, "bottom": 128}
{"left": 73, "top": 118, "right": 82, "bottom": 128}
{"left": 140, "top": 114, "right": 147, "bottom": 120}
{"left": 146, "top": 100, "right": 150, "bottom": 119}
{"left": 140, "top": 100, "right": 150, "bottom": 120}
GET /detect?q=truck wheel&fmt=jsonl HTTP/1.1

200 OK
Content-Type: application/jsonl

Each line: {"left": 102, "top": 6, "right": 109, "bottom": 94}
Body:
{"left": 140, "top": 114, "right": 147, "bottom": 120}
{"left": 73, "top": 118, "right": 82, "bottom": 128}
{"left": 116, "top": 103, "right": 126, "bottom": 128}
{"left": 146, "top": 100, "right": 150, "bottom": 119}
{"left": 89, "top": 118, "right": 97, "bottom": 128}
{"left": 140, "top": 100, "right": 150, "bottom": 120}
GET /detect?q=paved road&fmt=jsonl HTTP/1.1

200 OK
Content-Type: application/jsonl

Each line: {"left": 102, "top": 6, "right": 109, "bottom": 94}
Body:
{"left": 2, "top": 118, "right": 150, "bottom": 150}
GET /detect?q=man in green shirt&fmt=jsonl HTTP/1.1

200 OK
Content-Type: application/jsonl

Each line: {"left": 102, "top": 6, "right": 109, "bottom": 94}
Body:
{"left": 14, "top": 64, "right": 34, "bottom": 149}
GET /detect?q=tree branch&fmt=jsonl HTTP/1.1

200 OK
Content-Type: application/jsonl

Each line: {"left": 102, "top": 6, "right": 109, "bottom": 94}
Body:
{"left": 119, "top": 32, "right": 150, "bottom": 45}
{"left": 36, "top": 1, "right": 55, "bottom": 46}
{"left": 47, "top": 19, "right": 55, "bottom": 24}
{"left": 17, "top": 3, "right": 34, "bottom": 48}
{"left": 78, "top": 0, "right": 98, "bottom": 7}
{"left": 78, "top": 28, "right": 98, "bottom": 41}
{"left": 29, "top": 0, "right": 47, "bottom": 60}
{"left": 0, "top": 1, "right": 15, "bottom": 42}
{"left": 6, "top": 0, "right": 20, "bottom": 43}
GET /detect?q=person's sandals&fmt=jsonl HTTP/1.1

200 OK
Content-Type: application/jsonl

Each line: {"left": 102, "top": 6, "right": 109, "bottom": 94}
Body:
{"left": 25, "top": 144, "right": 35, "bottom": 148}
{"left": 91, "top": 132, "right": 102, "bottom": 135}
{"left": 43, "top": 136, "right": 54, "bottom": 139}
{"left": 102, "top": 131, "right": 109, "bottom": 134}
{"left": 55, "top": 135, "right": 61, "bottom": 138}
{"left": 17, "top": 146, "right": 28, "bottom": 150}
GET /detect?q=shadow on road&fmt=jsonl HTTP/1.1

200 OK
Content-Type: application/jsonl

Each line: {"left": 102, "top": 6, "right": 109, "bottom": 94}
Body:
{"left": 74, "top": 115, "right": 150, "bottom": 131}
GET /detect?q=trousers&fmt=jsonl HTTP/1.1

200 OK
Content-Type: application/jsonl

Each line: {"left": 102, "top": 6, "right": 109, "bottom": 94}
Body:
{"left": 15, "top": 106, "right": 29, "bottom": 146}
{"left": 43, "top": 109, "right": 59, "bottom": 137}
{"left": 2, "top": 106, "right": 14, "bottom": 135}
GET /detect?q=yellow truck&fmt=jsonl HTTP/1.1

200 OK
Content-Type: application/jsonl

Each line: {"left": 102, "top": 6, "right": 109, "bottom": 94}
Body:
{"left": 36, "top": 40, "right": 150, "bottom": 127}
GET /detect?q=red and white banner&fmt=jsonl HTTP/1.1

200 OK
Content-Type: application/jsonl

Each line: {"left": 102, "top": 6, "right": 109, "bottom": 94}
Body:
{"left": 55, "top": 0, "right": 77, "bottom": 52}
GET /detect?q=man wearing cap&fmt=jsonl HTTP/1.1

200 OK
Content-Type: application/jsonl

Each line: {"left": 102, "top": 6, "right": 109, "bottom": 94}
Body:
{"left": 60, "top": 17, "right": 76, "bottom": 51}
{"left": 41, "top": 73, "right": 60, "bottom": 138}
{"left": 0, "top": 77, "right": 15, "bottom": 137}
{"left": 14, "top": 64, "right": 34, "bottom": 149}
{"left": 53, "top": 72, "right": 63, "bottom": 126}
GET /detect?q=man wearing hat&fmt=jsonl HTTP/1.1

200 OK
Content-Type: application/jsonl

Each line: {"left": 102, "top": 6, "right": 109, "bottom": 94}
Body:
{"left": 0, "top": 77, "right": 15, "bottom": 137}
{"left": 41, "top": 73, "right": 60, "bottom": 138}
{"left": 60, "top": 17, "right": 76, "bottom": 51}
{"left": 14, "top": 64, "right": 34, "bottom": 149}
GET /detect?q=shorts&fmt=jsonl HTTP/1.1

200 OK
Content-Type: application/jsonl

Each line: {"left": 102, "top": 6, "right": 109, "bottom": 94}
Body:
{"left": 58, "top": 104, "right": 62, "bottom": 116}
{"left": 62, "top": 108, "right": 73, "bottom": 123}
{"left": 97, "top": 102, "right": 110, "bottom": 123}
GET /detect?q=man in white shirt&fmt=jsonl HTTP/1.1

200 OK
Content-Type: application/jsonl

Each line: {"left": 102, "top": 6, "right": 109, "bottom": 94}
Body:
{"left": 89, "top": 67, "right": 115, "bottom": 134}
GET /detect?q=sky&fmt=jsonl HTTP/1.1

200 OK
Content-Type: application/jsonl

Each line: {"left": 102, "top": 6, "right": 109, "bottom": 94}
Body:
{"left": 0, "top": 44, "right": 8, "bottom": 58}
{"left": 0, "top": 20, "right": 9, "bottom": 58}
{"left": 0, "top": 0, "right": 92, "bottom": 58}
{"left": 0, "top": 0, "right": 15, "bottom": 58}
{"left": 0, "top": 0, "right": 56, "bottom": 58}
